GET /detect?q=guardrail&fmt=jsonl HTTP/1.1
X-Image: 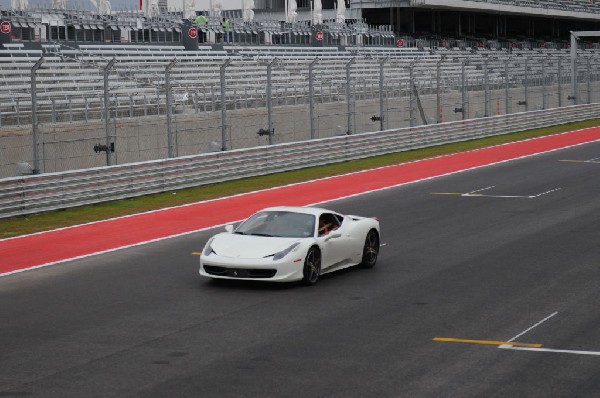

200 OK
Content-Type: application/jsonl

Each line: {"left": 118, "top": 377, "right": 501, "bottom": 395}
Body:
{"left": 1, "top": 104, "right": 598, "bottom": 219}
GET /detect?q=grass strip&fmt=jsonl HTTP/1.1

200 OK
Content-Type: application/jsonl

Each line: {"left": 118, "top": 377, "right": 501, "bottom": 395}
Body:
{"left": 1, "top": 119, "right": 599, "bottom": 239}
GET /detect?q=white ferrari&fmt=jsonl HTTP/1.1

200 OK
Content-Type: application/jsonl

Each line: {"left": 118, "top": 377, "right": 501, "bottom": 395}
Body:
{"left": 199, "top": 206, "right": 380, "bottom": 285}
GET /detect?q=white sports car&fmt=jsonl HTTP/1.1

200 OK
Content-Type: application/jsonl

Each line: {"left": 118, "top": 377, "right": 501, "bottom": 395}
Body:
{"left": 199, "top": 206, "right": 380, "bottom": 285}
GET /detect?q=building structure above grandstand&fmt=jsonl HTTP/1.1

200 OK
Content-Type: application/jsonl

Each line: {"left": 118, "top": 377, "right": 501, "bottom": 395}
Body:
{"left": 0, "top": 0, "right": 599, "bottom": 50}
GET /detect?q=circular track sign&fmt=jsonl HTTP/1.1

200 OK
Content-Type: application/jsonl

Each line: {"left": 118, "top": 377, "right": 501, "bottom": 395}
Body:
{"left": 188, "top": 27, "right": 197, "bottom": 39}
{"left": 1, "top": 21, "right": 11, "bottom": 34}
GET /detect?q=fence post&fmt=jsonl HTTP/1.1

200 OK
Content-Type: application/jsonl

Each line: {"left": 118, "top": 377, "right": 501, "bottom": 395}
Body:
{"left": 524, "top": 56, "right": 531, "bottom": 112}
{"left": 542, "top": 57, "right": 547, "bottom": 110}
{"left": 309, "top": 58, "right": 319, "bottom": 139}
{"left": 587, "top": 56, "right": 591, "bottom": 104}
{"left": 220, "top": 59, "right": 232, "bottom": 150}
{"left": 484, "top": 57, "right": 490, "bottom": 117}
{"left": 379, "top": 56, "right": 389, "bottom": 130}
{"left": 436, "top": 55, "right": 445, "bottom": 123}
{"left": 165, "top": 59, "right": 177, "bottom": 158}
{"left": 571, "top": 33, "right": 578, "bottom": 105}
{"left": 504, "top": 58, "right": 510, "bottom": 115}
{"left": 345, "top": 58, "right": 355, "bottom": 134}
{"left": 31, "top": 57, "right": 44, "bottom": 174}
{"left": 558, "top": 57, "right": 562, "bottom": 108}
{"left": 103, "top": 57, "right": 116, "bottom": 166}
{"left": 266, "top": 58, "right": 278, "bottom": 145}
{"left": 461, "top": 59, "right": 469, "bottom": 120}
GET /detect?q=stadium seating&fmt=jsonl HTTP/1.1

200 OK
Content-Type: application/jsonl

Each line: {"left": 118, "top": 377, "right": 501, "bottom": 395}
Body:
{"left": 0, "top": 40, "right": 597, "bottom": 126}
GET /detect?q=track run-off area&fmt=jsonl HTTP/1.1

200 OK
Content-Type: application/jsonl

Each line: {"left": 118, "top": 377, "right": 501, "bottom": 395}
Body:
{"left": 1, "top": 127, "right": 599, "bottom": 397}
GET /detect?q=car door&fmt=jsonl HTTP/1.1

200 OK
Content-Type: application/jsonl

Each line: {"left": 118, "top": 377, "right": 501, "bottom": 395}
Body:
{"left": 318, "top": 213, "right": 351, "bottom": 269}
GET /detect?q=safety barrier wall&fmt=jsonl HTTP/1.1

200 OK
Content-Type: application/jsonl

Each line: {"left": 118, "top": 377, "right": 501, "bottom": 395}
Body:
{"left": 0, "top": 103, "right": 598, "bottom": 219}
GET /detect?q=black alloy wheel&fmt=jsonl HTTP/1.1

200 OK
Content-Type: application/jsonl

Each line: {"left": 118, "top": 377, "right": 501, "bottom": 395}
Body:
{"left": 302, "top": 246, "right": 321, "bottom": 285}
{"left": 359, "top": 230, "right": 379, "bottom": 268}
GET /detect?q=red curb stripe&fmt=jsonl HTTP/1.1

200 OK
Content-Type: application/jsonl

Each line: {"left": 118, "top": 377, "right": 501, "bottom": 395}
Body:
{"left": 1, "top": 127, "right": 599, "bottom": 275}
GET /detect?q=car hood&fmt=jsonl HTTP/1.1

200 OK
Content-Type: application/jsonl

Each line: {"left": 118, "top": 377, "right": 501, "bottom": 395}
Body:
{"left": 210, "top": 233, "right": 304, "bottom": 259}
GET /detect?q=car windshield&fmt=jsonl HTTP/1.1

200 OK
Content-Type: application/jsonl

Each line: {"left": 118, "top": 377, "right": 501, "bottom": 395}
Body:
{"left": 235, "top": 211, "right": 316, "bottom": 238}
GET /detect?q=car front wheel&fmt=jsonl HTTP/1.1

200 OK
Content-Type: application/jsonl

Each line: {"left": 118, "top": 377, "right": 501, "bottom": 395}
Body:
{"left": 359, "top": 229, "right": 379, "bottom": 268}
{"left": 302, "top": 246, "right": 321, "bottom": 285}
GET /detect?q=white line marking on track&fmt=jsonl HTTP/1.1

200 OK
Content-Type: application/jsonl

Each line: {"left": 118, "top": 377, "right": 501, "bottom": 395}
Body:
{"left": 467, "top": 186, "right": 496, "bottom": 195}
{"left": 507, "top": 312, "right": 559, "bottom": 342}
{"left": 498, "top": 346, "right": 600, "bottom": 356}
{"left": 529, "top": 188, "right": 562, "bottom": 198}
{"left": 461, "top": 187, "right": 561, "bottom": 199}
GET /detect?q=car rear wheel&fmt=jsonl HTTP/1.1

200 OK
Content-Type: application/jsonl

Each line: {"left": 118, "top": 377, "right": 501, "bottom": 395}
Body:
{"left": 302, "top": 246, "right": 321, "bottom": 285}
{"left": 359, "top": 229, "right": 379, "bottom": 268}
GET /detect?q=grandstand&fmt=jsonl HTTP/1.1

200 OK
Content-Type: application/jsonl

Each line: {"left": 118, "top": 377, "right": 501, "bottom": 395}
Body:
{"left": 0, "top": 40, "right": 596, "bottom": 125}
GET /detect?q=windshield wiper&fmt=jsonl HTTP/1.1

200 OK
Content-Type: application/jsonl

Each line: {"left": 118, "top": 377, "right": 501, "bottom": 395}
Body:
{"left": 234, "top": 231, "right": 246, "bottom": 235}
{"left": 249, "top": 233, "right": 274, "bottom": 237}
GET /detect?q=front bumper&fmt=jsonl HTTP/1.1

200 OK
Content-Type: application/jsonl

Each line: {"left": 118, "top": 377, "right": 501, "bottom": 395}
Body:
{"left": 199, "top": 254, "right": 304, "bottom": 282}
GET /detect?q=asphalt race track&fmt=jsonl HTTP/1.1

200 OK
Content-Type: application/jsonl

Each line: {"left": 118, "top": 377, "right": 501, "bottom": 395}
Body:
{"left": 1, "top": 141, "right": 599, "bottom": 397}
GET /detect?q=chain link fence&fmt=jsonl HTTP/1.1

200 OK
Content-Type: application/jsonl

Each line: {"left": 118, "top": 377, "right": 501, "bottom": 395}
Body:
{"left": 1, "top": 50, "right": 599, "bottom": 178}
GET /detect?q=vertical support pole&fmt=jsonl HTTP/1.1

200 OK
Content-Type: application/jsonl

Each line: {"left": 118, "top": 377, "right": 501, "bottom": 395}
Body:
{"left": 346, "top": 58, "right": 356, "bottom": 134}
{"left": 165, "top": 59, "right": 177, "bottom": 158}
{"left": 220, "top": 58, "right": 232, "bottom": 150}
{"left": 524, "top": 56, "right": 531, "bottom": 112}
{"left": 266, "top": 58, "right": 278, "bottom": 145}
{"left": 436, "top": 56, "right": 445, "bottom": 123}
{"left": 41, "top": 125, "right": 45, "bottom": 173}
{"left": 31, "top": 57, "right": 44, "bottom": 174}
{"left": 504, "top": 58, "right": 510, "bottom": 115}
{"left": 558, "top": 57, "right": 562, "bottom": 107}
{"left": 586, "top": 56, "right": 591, "bottom": 104}
{"left": 461, "top": 59, "right": 468, "bottom": 120}
{"left": 542, "top": 57, "right": 547, "bottom": 110}
{"left": 379, "top": 56, "right": 389, "bottom": 131}
{"left": 571, "top": 31, "right": 578, "bottom": 105}
{"left": 484, "top": 57, "right": 490, "bottom": 117}
{"left": 309, "top": 58, "right": 319, "bottom": 139}
{"left": 409, "top": 64, "right": 415, "bottom": 127}
{"left": 103, "top": 58, "right": 116, "bottom": 167}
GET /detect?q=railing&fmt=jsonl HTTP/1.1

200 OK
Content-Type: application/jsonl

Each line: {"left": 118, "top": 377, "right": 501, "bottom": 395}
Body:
{"left": 0, "top": 103, "right": 598, "bottom": 219}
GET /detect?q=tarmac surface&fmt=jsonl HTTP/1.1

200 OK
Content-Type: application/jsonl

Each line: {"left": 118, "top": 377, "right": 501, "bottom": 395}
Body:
{"left": 1, "top": 140, "right": 599, "bottom": 397}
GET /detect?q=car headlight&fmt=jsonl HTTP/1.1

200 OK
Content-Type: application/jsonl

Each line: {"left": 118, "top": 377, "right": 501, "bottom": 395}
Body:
{"left": 203, "top": 237, "right": 216, "bottom": 256}
{"left": 272, "top": 243, "right": 300, "bottom": 261}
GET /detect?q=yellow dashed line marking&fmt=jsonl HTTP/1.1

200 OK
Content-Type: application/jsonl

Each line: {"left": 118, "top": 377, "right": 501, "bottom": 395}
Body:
{"left": 191, "top": 252, "right": 202, "bottom": 256}
{"left": 433, "top": 337, "right": 542, "bottom": 348}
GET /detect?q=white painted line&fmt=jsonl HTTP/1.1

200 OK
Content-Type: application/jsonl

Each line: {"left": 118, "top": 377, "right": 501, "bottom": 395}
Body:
{"left": 499, "top": 346, "right": 600, "bottom": 356}
{"left": 590, "top": 156, "right": 600, "bottom": 161}
{"left": 529, "top": 188, "right": 562, "bottom": 198}
{"left": 508, "top": 312, "right": 559, "bottom": 342}
{"left": 466, "top": 186, "right": 495, "bottom": 195}
{"left": 461, "top": 187, "right": 561, "bottom": 199}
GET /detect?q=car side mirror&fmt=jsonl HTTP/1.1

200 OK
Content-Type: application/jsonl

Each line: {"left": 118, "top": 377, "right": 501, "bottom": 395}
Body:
{"left": 224, "top": 224, "right": 234, "bottom": 233}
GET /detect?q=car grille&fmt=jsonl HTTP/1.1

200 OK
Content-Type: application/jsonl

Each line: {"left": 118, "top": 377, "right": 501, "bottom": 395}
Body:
{"left": 203, "top": 265, "right": 277, "bottom": 279}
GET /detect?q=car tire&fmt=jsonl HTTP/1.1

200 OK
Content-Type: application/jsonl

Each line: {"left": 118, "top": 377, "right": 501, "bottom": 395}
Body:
{"left": 302, "top": 246, "right": 321, "bottom": 286}
{"left": 359, "top": 229, "right": 379, "bottom": 268}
